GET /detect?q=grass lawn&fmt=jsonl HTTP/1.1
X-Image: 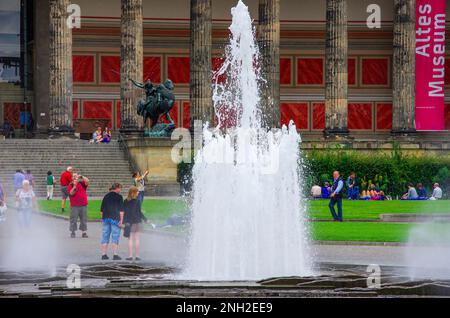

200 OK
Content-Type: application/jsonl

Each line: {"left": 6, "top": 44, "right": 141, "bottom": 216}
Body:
{"left": 38, "top": 198, "right": 187, "bottom": 223}
{"left": 311, "top": 222, "right": 450, "bottom": 243}
{"left": 38, "top": 198, "right": 450, "bottom": 243}
{"left": 307, "top": 199, "right": 450, "bottom": 220}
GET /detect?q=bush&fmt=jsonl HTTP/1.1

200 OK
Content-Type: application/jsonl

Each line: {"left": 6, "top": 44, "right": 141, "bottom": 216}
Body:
{"left": 304, "top": 147, "right": 450, "bottom": 198}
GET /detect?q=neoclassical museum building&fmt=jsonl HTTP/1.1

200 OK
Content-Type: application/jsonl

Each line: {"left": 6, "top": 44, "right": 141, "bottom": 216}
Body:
{"left": 1, "top": 0, "right": 450, "bottom": 147}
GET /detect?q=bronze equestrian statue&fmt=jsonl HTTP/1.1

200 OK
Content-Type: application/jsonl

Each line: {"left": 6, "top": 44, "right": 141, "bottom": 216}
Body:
{"left": 130, "top": 78, "right": 176, "bottom": 137}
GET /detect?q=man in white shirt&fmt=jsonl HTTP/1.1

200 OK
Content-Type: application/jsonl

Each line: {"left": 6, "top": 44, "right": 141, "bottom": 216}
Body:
{"left": 430, "top": 183, "right": 443, "bottom": 200}
{"left": 311, "top": 185, "right": 322, "bottom": 199}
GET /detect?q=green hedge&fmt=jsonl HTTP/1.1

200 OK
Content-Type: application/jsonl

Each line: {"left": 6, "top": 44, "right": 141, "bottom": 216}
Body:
{"left": 177, "top": 146, "right": 450, "bottom": 198}
{"left": 304, "top": 147, "right": 450, "bottom": 198}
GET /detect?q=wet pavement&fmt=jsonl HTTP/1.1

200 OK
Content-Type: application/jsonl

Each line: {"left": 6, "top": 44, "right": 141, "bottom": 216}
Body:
{"left": 1, "top": 210, "right": 450, "bottom": 297}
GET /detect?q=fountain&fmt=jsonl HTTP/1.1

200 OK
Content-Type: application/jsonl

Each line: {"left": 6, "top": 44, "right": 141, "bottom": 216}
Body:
{"left": 183, "top": 0, "right": 312, "bottom": 281}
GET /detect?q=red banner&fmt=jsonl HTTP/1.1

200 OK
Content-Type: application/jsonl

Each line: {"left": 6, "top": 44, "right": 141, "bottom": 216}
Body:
{"left": 416, "top": 0, "right": 446, "bottom": 131}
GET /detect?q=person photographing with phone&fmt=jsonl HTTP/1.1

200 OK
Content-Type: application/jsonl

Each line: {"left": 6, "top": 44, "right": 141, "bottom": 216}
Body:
{"left": 68, "top": 173, "right": 90, "bottom": 238}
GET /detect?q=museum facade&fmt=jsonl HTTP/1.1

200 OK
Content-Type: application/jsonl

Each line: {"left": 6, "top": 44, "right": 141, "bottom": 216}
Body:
{"left": 1, "top": 0, "right": 450, "bottom": 143}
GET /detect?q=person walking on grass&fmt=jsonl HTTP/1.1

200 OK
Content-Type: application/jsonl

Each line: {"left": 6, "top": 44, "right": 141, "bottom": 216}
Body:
{"left": 60, "top": 166, "right": 73, "bottom": 213}
{"left": 132, "top": 170, "right": 149, "bottom": 208}
{"left": 100, "top": 183, "right": 125, "bottom": 261}
{"left": 123, "top": 186, "right": 148, "bottom": 261}
{"left": 329, "top": 170, "right": 344, "bottom": 222}
{"left": 46, "top": 171, "right": 55, "bottom": 200}
{"left": 15, "top": 180, "right": 36, "bottom": 228}
{"left": 68, "top": 173, "right": 90, "bottom": 238}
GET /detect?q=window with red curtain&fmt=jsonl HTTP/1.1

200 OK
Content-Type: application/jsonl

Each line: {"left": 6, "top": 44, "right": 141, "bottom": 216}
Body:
{"left": 116, "top": 101, "right": 121, "bottom": 129}
{"left": 143, "top": 56, "right": 161, "bottom": 83}
{"left": 297, "top": 58, "right": 323, "bottom": 85}
{"left": 101, "top": 56, "right": 120, "bottom": 83}
{"left": 348, "top": 58, "right": 356, "bottom": 86}
{"left": 183, "top": 102, "right": 190, "bottom": 129}
{"left": 348, "top": 103, "right": 373, "bottom": 130}
{"left": 167, "top": 57, "right": 190, "bottom": 84}
{"left": 312, "top": 103, "right": 325, "bottom": 130}
{"left": 83, "top": 101, "right": 113, "bottom": 128}
{"left": 361, "top": 58, "right": 389, "bottom": 86}
{"left": 212, "top": 57, "right": 226, "bottom": 84}
{"left": 73, "top": 55, "right": 95, "bottom": 83}
{"left": 280, "top": 58, "right": 292, "bottom": 85}
{"left": 3, "top": 103, "right": 31, "bottom": 128}
{"left": 376, "top": 103, "right": 393, "bottom": 130}
{"left": 73, "top": 101, "right": 79, "bottom": 119}
{"left": 280, "top": 103, "right": 308, "bottom": 129}
{"left": 445, "top": 104, "right": 450, "bottom": 130}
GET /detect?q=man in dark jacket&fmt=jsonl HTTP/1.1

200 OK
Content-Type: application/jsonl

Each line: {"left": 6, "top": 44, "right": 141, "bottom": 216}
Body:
{"left": 329, "top": 171, "right": 344, "bottom": 222}
{"left": 100, "top": 183, "right": 124, "bottom": 260}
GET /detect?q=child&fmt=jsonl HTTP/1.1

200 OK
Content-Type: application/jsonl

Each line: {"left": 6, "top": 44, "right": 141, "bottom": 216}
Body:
{"left": 123, "top": 186, "right": 147, "bottom": 261}
{"left": 46, "top": 171, "right": 55, "bottom": 200}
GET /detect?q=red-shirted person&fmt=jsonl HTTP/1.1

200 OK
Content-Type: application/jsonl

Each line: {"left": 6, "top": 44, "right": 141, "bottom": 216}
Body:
{"left": 68, "top": 173, "right": 90, "bottom": 238}
{"left": 60, "top": 166, "right": 73, "bottom": 213}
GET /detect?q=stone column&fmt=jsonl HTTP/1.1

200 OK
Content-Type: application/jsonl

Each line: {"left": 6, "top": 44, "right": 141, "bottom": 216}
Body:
{"left": 325, "top": 0, "right": 348, "bottom": 135}
{"left": 120, "top": 0, "right": 143, "bottom": 133}
{"left": 49, "top": 0, "right": 73, "bottom": 134}
{"left": 258, "top": 0, "right": 280, "bottom": 128}
{"left": 392, "top": 0, "right": 416, "bottom": 133}
{"left": 189, "top": 0, "right": 213, "bottom": 128}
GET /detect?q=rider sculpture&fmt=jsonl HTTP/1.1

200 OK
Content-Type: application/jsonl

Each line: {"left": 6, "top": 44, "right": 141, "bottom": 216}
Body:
{"left": 130, "top": 78, "right": 176, "bottom": 137}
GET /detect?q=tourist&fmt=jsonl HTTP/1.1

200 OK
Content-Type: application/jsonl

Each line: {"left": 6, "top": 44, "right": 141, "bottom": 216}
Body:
{"left": 123, "top": 186, "right": 147, "bottom": 261}
{"left": 360, "top": 190, "right": 371, "bottom": 200}
{"left": 68, "top": 173, "right": 90, "bottom": 238}
{"left": 13, "top": 169, "right": 25, "bottom": 193}
{"left": 90, "top": 127, "right": 104, "bottom": 144}
{"left": 321, "top": 181, "right": 331, "bottom": 199}
{"left": 328, "top": 171, "right": 344, "bottom": 222}
{"left": 369, "top": 184, "right": 380, "bottom": 198}
{"left": 15, "top": 180, "right": 36, "bottom": 227}
{"left": 417, "top": 183, "right": 427, "bottom": 199}
{"left": 100, "top": 183, "right": 125, "bottom": 261}
{"left": 430, "top": 183, "right": 443, "bottom": 200}
{"left": 0, "top": 181, "right": 6, "bottom": 222}
{"left": 346, "top": 172, "right": 359, "bottom": 200}
{"left": 311, "top": 184, "right": 322, "bottom": 199}
{"left": 60, "top": 166, "right": 73, "bottom": 213}
{"left": 101, "top": 127, "right": 112, "bottom": 143}
{"left": 46, "top": 171, "right": 55, "bottom": 200}
{"left": 1, "top": 120, "right": 15, "bottom": 138}
{"left": 401, "top": 183, "right": 418, "bottom": 200}
{"left": 133, "top": 170, "right": 149, "bottom": 207}
{"left": 24, "top": 170, "right": 35, "bottom": 189}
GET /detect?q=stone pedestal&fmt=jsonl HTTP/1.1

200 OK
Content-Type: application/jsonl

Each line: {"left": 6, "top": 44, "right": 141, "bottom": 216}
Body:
{"left": 324, "top": 0, "right": 348, "bottom": 136}
{"left": 125, "top": 138, "right": 180, "bottom": 196}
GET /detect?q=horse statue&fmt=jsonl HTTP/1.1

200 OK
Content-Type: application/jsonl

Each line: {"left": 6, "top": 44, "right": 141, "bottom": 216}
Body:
{"left": 130, "top": 78, "right": 176, "bottom": 137}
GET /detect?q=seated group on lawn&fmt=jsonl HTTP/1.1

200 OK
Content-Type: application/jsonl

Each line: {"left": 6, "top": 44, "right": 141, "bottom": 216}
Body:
{"left": 311, "top": 172, "right": 444, "bottom": 201}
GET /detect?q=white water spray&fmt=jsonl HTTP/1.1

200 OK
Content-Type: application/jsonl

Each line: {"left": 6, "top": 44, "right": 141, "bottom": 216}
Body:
{"left": 183, "top": 0, "right": 312, "bottom": 281}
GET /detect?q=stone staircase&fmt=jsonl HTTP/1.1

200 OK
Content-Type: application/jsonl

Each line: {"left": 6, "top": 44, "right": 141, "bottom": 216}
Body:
{"left": 0, "top": 138, "right": 134, "bottom": 198}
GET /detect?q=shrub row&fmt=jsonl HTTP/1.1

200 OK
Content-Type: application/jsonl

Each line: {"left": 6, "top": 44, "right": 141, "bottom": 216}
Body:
{"left": 304, "top": 147, "right": 450, "bottom": 198}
